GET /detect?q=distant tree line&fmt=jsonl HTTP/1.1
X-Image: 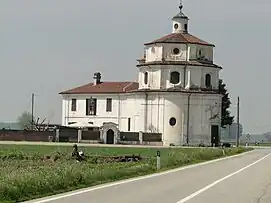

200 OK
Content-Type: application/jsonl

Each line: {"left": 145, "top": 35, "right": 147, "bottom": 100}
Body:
{"left": 17, "top": 111, "right": 50, "bottom": 131}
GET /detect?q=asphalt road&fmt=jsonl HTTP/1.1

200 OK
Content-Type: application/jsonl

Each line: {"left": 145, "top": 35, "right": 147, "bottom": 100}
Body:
{"left": 25, "top": 149, "right": 271, "bottom": 203}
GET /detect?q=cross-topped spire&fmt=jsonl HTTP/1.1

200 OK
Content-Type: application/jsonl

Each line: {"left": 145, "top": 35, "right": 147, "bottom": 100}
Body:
{"left": 172, "top": 0, "right": 188, "bottom": 20}
{"left": 179, "top": 0, "right": 183, "bottom": 12}
{"left": 172, "top": 0, "right": 189, "bottom": 33}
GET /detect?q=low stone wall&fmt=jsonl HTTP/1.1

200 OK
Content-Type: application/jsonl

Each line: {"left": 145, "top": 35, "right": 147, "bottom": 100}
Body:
{"left": 82, "top": 131, "right": 100, "bottom": 140}
{"left": 0, "top": 130, "right": 55, "bottom": 142}
{"left": 120, "top": 132, "right": 139, "bottom": 141}
{"left": 142, "top": 133, "right": 162, "bottom": 142}
{"left": 0, "top": 129, "right": 164, "bottom": 146}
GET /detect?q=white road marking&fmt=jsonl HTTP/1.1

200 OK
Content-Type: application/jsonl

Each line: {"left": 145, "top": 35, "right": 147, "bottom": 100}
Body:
{"left": 26, "top": 150, "right": 254, "bottom": 203}
{"left": 176, "top": 152, "right": 271, "bottom": 203}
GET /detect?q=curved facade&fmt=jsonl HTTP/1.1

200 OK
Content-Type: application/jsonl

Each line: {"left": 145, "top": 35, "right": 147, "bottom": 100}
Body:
{"left": 163, "top": 97, "right": 184, "bottom": 145}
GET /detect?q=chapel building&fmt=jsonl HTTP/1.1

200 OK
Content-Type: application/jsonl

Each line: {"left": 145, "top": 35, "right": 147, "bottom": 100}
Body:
{"left": 60, "top": 3, "right": 222, "bottom": 146}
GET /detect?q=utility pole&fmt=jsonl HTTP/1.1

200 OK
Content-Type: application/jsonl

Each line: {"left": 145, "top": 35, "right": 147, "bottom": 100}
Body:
{"left": 31, "top": 93, "right": 35, "bottom": 131}
{"left": 236, "top": 96, "right": 240, "bottom": 147}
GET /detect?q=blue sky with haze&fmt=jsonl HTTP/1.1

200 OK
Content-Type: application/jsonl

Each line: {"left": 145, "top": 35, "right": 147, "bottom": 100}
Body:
{"left": 0, "top": 0, "right": 270, "bottom": 134}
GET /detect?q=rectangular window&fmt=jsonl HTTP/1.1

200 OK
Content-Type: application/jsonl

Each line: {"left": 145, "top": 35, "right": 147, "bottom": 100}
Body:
{"left": 128, "top": 118, "right": 131, "bottom": 131}
{"left": 86, "top": 98, "right": 97, "bottom": 115}
{"left": 86, "top": 99, "right": 90, "bottom": 115}
{"left": 106, "top": 98, "right": 112, "bottom": 112}
{"left": 71, "top": 99, "right": 77, "bottom": 111}
{"left": 184, "top": 24, "right": 188, "bottom": 32}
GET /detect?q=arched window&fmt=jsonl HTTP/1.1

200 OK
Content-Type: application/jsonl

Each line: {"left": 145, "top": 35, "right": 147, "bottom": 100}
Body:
{"left": 170, "top": 71, "right": 180, "bottom": 84}
{"left": 205, "top": 74, "right": 211, "bottom": 88}
{"left": 144, "top": 72, "right": 148, "bottom": 85}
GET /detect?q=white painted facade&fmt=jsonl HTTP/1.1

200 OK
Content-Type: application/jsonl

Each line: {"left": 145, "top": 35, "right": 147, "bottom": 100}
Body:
{"left": 60, "top": 3, "right": 223, "bottom": 146}
{"left": 144, "top": 44, "right": 213, "bottom": 63}
{"left": 138, "top": 64, "right": 219, "bottom": 90}
{"left": 62, "top": 92, "right": 221, "bottom": 146}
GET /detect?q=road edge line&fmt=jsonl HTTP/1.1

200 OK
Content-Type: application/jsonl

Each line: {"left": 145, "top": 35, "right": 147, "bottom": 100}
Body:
{"left": 176, "top": 152, "right": 271, "bottom": 203}
{"left": 27, "top": 149, "right": 254, "bottom": 203}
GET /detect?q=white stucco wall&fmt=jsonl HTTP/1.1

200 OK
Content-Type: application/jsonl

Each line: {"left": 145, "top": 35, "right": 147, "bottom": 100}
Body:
{"left": 157, "top": 93, "right": 221, "bottom": 146}
{"left": 189, "top": 45, "right": 213, "bottom": 62}
{"left": 144, "top": 43, "right": 213, "bottom": 63}
{"left": 138, "top": 64, "right": 219, "bottom": 90}
{"left": 61, "top": 91, "right": 221, "bottom": 146}
{"left": 62, "top": 94, "right": 122, "bottom": 129}
{"left": 163, "top": 44, "right": 188, "bottom": 61}
{"left": 172, "top": 18, "right": 189, "bottom": 33}
{"left": 145, "top": 46, "right": 163, "bottom": 62}
{"left": 187, "top": 66, "right": 219, "bottom": 89}
{"left": 62, "top": 94, "right": 148, "bottom": 133}
{"left": 138, "top": 67, "right": 161, "bottom": 89}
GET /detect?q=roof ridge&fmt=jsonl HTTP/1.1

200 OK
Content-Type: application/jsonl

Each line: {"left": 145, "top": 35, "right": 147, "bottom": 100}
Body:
{"left": 144, "top": 32, "right": 214, "bottom": 47}
{"left": 122, "top": 82, "right": 134, "bottom": 92}
{"left": 98, "top": 81, "right": 134, "bottom": 83}
{"left": 186, "top": 32, "right": 209, "bottom": 43}
{"left": 59, "top": 81, "right": 139, "bottom": 95}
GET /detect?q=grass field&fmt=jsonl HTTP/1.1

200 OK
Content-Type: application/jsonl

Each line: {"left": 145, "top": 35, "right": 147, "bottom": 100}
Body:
{"left": 0, "top": 144, "right": 252, "bottom": 203}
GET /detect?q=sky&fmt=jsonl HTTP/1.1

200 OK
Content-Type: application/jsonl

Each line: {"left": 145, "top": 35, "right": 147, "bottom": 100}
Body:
{"left": 0, "top": 0, "right": 270, "bottom": 134}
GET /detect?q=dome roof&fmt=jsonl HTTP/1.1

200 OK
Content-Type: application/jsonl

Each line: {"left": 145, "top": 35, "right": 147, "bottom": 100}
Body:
{"left": 144, "top": 33, "right": 215, "bottom": 47}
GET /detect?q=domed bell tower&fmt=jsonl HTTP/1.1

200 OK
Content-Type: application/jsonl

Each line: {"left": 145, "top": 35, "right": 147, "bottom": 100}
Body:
{"left": 172, "top": 1, "right": 189, "bottom": 33}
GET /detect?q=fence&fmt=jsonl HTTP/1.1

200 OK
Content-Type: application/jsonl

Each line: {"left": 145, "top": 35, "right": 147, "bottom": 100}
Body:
{"left": 0, "top": 129, "right": 163, "bottom": 146}
{"left": 59, "top": 128, "right": 78, "bottom": 142}
{"left": 120, "top": 132, "right": 139, "bottom": 141}
{"left": 0, "top": 130, "right": 55, "bottom": 142}
{"left": 142, "top": 133, "right": 162, "bottom": 142}
{"left": 82, "top": 130, "right": 100, "bottom": 140}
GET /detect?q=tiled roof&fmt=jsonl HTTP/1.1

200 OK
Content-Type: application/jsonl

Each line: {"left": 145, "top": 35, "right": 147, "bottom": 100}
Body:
{"left": 144, "top": 33, "right": 215, "bottom": 47}
{"left": 137, "top": 60, "right": 222, "bottom": 69}
{"left": 59, "top": 82, "right": 139, "bottom": 94}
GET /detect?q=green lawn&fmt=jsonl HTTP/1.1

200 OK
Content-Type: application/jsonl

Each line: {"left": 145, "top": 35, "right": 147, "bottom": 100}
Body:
{"left": 0, "top": 144, "right": 252, "bottom": 203}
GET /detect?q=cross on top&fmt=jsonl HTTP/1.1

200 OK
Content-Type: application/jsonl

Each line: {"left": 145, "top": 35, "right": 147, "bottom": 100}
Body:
{"left": 179, "top": 0, "right": 183, "bottom": 11}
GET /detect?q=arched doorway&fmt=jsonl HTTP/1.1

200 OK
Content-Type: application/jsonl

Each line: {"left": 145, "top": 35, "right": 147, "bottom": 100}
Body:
{"left": 106, "top": 129, "right": 115, "bottom": 144}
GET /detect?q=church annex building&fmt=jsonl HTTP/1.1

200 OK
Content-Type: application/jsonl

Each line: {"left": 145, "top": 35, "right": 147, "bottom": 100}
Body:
{"left": 59, "top": 3, "right": 223, "bottom": 147}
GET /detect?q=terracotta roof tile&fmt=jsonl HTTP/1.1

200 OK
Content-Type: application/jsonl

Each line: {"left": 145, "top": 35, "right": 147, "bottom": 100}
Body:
{"left": 59, "top": 82, "right": 139, "bottom": 94}
{"left": 137, "top": 60, "right": 222, "bottom": 69}
{"left": 144, "top": 33, "right": 215, "bottom": 47}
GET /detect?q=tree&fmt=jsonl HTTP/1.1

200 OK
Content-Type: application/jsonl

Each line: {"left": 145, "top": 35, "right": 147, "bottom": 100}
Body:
{"left": 17, "top": 111, "right": 33, "bottom": 130}
{"left": 219, "top": 79, "right": 234, "bottom": 128}
{"left": 17, "top": 111, "right": 50, "bottom": 131}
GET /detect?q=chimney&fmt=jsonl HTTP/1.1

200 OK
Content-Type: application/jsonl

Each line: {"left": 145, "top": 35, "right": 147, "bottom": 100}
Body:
{"left": 93, "top": 72, "right": 102, "bottom": 85}
{"left": 185, "top": 70, "right": 191, "bottom": 90}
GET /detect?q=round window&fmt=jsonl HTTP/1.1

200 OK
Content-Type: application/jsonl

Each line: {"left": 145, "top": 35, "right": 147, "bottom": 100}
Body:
{"left": 173, "top": 48, "right": 180, "bottom": 55}
{"left": 174, "top": 23, "right": 179, "bottom": 29}
{"left": 169, "top": 117, "right": 177, "bottom": 126}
